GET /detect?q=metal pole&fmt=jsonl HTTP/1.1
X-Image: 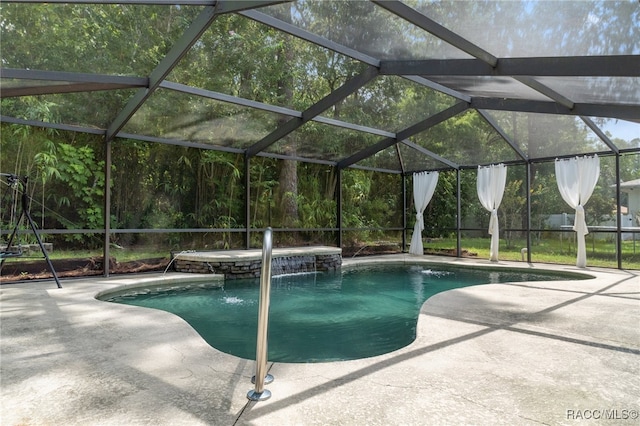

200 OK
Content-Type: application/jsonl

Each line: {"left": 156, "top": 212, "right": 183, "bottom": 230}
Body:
{"left": 526, "top": 161, "right": 532, "bottom": 263}
{"left": 615, "top": 153, "right": 622, "bottom": 269}
{"left": 456, "top": 169, "right": 461, "bottom": 257}
{"left": 402, "top": 173, "right": 407, "bottom": 252}
{"left": 245, "top": 154, "right": 251, "bottom": 249}
{"left": 247, "top": 227, "right": 274, "bottom": 401}
{"left": 336, "top": 169, "right": 342, "bottom": 249}
{"left": 104, "top": 138, "right": 111, "bottom": 277}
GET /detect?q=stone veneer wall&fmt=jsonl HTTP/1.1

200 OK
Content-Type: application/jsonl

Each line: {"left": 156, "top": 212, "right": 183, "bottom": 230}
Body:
{"left": 173, "top": 253, "right": 341, "bottom": 280}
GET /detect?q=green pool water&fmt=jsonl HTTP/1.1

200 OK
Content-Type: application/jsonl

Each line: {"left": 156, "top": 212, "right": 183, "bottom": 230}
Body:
{"left": 104, "top": 264, "right": 588, "bottom": 363}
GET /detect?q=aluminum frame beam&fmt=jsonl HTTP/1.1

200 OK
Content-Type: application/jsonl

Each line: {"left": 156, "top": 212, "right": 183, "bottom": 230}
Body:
{"left": 2, "top": 1, "right": 636, "bottom": 170}
{"left": 214, "top": 0, "right": 291, "bottom": 14}
{"left": 395, "top": 144, "right": 405, "bottom": 174}
{"left": 0, "top": 69, "right": 148, "bottom": 98}
{"left": 338, "top": 101, "right": 469, "bottom": 169}
{"left": 471, "top": 98, "right": 640, "bottom": 121}
{"left": 3, "top": 0, "right": 289, "bottom": 9}
{"left": 160, "top": 80, "right": 395, "bottom": 138}
{"left": 240, "top": 10, "right": 381, "bottom": 67}
{"left": 346, "top": 164, "right": 403, "bottom": 174}
{"left": 372, "top": 0, "right": 498, "bottom": 66}
{"left": 105, "top": 5, "right": 219, "bottom": 142}
{"left": 116, "top": 132, "right": 246, "bottom": 154}
{"left": 256, "top": 151, "right": 337, "bottom": 167}
{"left": 1, "top": 68, "right": 148, "bottom": 87}
{"left": 476, "top": 110, "right": 528, "bottom": 161}
{"left": 403, "top": 75, "right": 470, "bottom": 103}
{"left": 380, "top": 56, "right": 640, "bottom": 77}
{"left": 513, "top": 76, "right": 575, "bottom": 110}
{"left": 161, "top": 80, "right": 303, "bottom": 116}
{"left": 0, "top": 82, "right": 143, "bottom": 98}
{"left": 0, "top": 115, "right": 106, "bottom": 135}
{"left": 581, "top": 117, "right": 619, "bottom": 154}
{"left": 246, "top": 65, "right": 379, "bottom": 157}
{"left": 399, "top": 140, "right": 460, "bottom": 170}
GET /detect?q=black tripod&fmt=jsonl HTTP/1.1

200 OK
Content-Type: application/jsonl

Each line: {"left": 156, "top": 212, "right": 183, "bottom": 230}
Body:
{"left": 1, "top": 173, "right": 61, "bottom": 288}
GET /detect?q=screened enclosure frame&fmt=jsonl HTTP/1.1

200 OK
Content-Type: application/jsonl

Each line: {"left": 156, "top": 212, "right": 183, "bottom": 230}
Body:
{"left": 1, "top": 0, "right": 639, "bottom": 275}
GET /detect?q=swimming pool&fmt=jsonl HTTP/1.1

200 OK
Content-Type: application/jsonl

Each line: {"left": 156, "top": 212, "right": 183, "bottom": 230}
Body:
{"left": 103, "top": 264, "right": 589, "bottom": 363}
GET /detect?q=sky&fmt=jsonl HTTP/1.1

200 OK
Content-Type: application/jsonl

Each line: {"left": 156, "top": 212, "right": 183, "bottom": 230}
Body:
{"left": 600, "top": 119, "right": 640, "bottom": 143}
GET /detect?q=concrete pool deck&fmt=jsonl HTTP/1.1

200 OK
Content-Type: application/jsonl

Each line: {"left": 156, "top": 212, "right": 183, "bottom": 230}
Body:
{"left": 1, "top": 254, "right": 638, "bottom": 425}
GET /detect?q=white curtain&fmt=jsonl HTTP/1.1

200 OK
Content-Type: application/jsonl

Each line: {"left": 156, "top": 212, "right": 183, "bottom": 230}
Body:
{"left": 477, "top": 164, "right": 507, "bottom": 261}
{"left": 409, "top": 171, "right": 439, "bottom": 255}
{"left": 555, "top": 155, "right": 600, "bottom": 268}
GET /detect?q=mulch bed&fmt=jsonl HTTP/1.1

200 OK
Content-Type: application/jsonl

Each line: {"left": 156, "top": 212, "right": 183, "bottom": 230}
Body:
{"left": 0, "top": 257, "right": 169, "bottom": 283}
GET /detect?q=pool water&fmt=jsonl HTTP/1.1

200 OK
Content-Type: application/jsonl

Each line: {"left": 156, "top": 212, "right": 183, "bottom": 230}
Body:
{"left": 105, "top": 264, "right": 588, "bottom": 363}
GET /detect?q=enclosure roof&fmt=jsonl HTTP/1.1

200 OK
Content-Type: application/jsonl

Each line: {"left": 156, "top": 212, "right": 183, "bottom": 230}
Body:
{"left": 1, "top": 0, "right": 639, "bottom": 173}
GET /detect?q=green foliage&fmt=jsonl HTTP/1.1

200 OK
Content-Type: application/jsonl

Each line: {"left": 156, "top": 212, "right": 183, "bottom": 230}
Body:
{"left": 1, "top": 2, "right": 638, "bottom": 261}
{"left": 1, "top": 123, "right": 60, "bottom": 233}
{"left": 341, "top": 169, "right": 401, "bottom": 244}
{"left": 501, "top": 179, "right": 526, "bottom": 248}
{"left": 296, "top": 163, "right": 336, "bottom": 229}
{"left": 54, "top": 143, "right": 105, "bottom": 237}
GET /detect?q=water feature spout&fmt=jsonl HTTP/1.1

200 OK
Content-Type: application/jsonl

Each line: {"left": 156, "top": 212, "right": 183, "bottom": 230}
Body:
{"left": 163, "top": 250, "right": 195, "bottom": 275}
{"left": 271, "top": 255, "right": 316, "bottom": 276}
{"left": 352, "top": 245, "right": 369, "bottom": 258}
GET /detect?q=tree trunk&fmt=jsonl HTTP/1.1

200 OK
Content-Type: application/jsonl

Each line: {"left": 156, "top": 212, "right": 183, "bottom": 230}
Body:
{"left": 274, "top": 7, "right": 298, "bottom": 228}
{"left": 279, "top": 157, "right": 298, "bottom": 227}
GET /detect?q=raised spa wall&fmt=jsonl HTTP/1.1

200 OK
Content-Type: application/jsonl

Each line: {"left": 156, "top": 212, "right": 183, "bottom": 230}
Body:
{"left": 172, "top": 246, "right": 342, "bottom": 279}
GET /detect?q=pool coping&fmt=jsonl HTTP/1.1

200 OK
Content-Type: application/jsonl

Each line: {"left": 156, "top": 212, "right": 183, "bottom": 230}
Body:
{"left": 94, "top": 272, "right": 225, "bottom": 300}
{"left": 2, "top": 254, "right": 638, "bottom": 425}
{"left": 96, "top": 255, "right": 594, "bottom": 301}
{"left": 173, "top": 246, "right": 342, "bottom": 262}
{"left": 172, "top": 246, "right": 342, "bottom": 278}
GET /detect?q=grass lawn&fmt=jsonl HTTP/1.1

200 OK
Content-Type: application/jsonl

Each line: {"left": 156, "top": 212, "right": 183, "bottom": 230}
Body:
{"left": 425, "top": 236, "right": 640, "bottom": 270}
{"left": 4, "top": 235, "right": 639, "bottom": 276}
